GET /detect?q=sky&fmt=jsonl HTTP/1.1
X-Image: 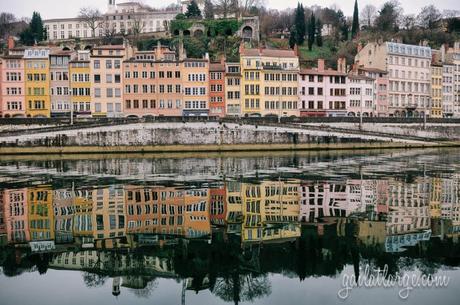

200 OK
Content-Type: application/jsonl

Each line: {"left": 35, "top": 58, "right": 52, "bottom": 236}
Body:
{"left": 2, "top": 0, "right": 458, "bottom": 20}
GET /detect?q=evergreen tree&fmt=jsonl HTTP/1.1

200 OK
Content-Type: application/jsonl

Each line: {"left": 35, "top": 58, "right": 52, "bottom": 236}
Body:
{"left": 204, "top": 0, "right": 215, "bottom": 19}
{"left": 293, "top": 3, "right": 306, "bottom": 45}
{"left": 20, "top": 11, "right": 45, "bottom": 45}
{"left": 30, "top": 12, "right": 45, "bottom": 41}
{"left": 185, "top": 0, "right": 202, "bottom": 19}
{"left": 289, "top": 27, "right": 297, "bottom": 49}
{"left": 307, "top": 13, "right": 316, "bottom": 51}
{"left": 337, "top": 10, "right": 349, "bottom": 41}
{"left": 315, "top": 18, "right": 323, "bottom": 47}
{"left": 351, "top": 0, "right": 360, "bottom": 38}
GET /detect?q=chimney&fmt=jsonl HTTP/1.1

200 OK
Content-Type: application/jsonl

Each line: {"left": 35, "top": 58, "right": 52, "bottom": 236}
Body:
{"left": 337, "top": 57, "right": 346, "bottom": 73}
{"left": 239, "top": 43, "right": 244, "bottom": 55}
{"left": 7, "top": 36, "right": 15, "bottom": 49}
{"left": 220, "top": 54, "right": 226, "bottom": 65}
{"left": 441, "top": 44, "right": 446, "bottom": 63}
{"left": 293, "top": 44, "right": 299, "bottom": 57}
{"left": 317, "top": 59, "right": 325, "bottom": 72}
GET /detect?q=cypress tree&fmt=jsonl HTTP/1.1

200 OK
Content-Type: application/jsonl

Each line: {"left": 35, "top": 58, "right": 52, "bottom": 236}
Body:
{"left": 20, "top": 11, "right": 45, "bottom": 45}
{"left": 307, "top": 13, "right": 316, "bottom": 51}
{"left": 316, "top": 18, "right": 323, "bottom": 47}
{"left": 351, "top": 0, "right": 360, "bottom": 38}
{"left": 293, "top": 3, "right": 306, "bottom": 45}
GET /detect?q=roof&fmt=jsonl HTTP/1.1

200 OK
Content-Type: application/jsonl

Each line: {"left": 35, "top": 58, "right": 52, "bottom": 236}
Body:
{"left": 300, "top": 68, "right": 346, "bottom": 76}
{"left": 241, "top": 48, "right": 297, "bottom": 58}
{"left": 44, "top": 17, "right": 84, "bottom": 23}
{"left": 1, "top": 55, "right": 24, "bottom": 59}
{"left": 93, "top": 45, "right": 125, "bottom": 50}
{"left": 357, "top": 67, "right": 388, "bottom": 74}
{"left": 210, "top": 63, "right": 225, "bottom": 72}
{"left": 348, "top": 74, "right": 375, "bottom": 81}
{"left": 50, "top": 49, "right": 74, "bottom": 56}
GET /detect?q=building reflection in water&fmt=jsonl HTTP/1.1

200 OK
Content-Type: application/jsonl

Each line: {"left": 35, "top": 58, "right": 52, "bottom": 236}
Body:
{"left": 1, "top": 174, "right": 460, "bottom": 303}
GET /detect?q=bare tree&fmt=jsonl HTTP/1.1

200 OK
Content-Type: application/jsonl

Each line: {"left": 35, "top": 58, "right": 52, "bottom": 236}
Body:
{"left": 79, "top": 7, "right": 104, "bottom": 38}
{"left": 238, "top": 0, "right": 264, "bottom": 17}
{"left": 360, "top": 4, "right": 376, "bottom": 28}
{"left": 0, "top": 12, "right": 16, "bottom": 39}
{"left": 130, "top": 14, "right": 146, "bottom": 46}
{"left": 417, "top": 5, "right": 442, "bottom": 29}
{"left": 401, "top": 14, "right": 416, "bottom": 30}
{"left": 215, "top": 0, "right": 238, "bottom": 18}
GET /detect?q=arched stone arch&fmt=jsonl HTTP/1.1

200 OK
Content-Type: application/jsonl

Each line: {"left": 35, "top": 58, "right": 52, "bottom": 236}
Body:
{"left": 183, "top": 30, "right": 191, "bottom": 36}
{"left": 193, "top": 29, "right": 204, "bottom": 37}
{"left": 242, "top": 26, "right": 253, "bottom": 41}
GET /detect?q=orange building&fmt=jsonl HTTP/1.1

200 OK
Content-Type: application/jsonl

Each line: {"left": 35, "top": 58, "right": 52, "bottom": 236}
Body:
{"left": 210, "top": 186, "right": 227, "bottom": 226}
{"left": 209, "top": 60, "right": 226, "bottom": 117}
{"left": 123, "top": 43, "right": 183, "bottom": 117}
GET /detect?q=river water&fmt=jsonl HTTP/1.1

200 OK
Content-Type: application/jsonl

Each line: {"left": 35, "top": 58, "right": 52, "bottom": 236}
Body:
{"left": 0, "top": 148, "right": 459, "bottom": 305}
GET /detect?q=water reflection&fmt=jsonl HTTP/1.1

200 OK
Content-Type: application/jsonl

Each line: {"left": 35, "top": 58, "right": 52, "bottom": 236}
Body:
{"left": 0, "top": 150, "right": 459, "bottom": 304}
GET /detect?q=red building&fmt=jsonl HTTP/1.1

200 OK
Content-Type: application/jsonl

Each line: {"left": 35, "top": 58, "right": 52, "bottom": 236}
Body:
{"left": 209, "top": 59, "right": 226, "bottom": 117}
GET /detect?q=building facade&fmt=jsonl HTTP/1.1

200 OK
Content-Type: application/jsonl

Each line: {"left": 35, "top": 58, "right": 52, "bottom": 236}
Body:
{"left": 299, "top": 59, "right": 347, "bottom": 117}
{"left": 50, "top": 50, "right": 72, "bottom": 117}
{"left": 224, "top": 62, "right": 241, "bottom": 116}
{"left": 182, "top": 58, "right": 210, "bottom": 117}
{"left": 123, "top": 45, "right": 183, "bottom": 117}
{"left": 240, "top": 46, "right": 300, "bottom": 117}
{"left": 91, "top": 45, "right": 126, "bottom": 117}
{"left": 347, "top": 74, "right": 375, "bottom": 117}
{"left": 431, "top": 60, "right": 443, "bottom": 118}
{"left": 24, "top": 48, "right": 51, "bottom": 118}
{"left": 209, "top": 61, "right": 226, "bottom": 117}
{"left": 356, "top": 42, "right": 432, "bottom": 118}
{"left": 70, "top": 50, "right": 92, "bottom": 117}
{"left": 1, "top": 48, "right": 26, "bottom": 117}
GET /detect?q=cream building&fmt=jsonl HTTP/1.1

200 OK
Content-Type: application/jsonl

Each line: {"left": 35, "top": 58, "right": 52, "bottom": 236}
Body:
{"left": 224, "top": 62, "right": 241, "bottom": 116}
{"left": 355, "top": 41, "right": 432, "bottom": 118}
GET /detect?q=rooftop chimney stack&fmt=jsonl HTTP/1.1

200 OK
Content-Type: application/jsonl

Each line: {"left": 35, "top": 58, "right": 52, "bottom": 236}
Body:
{"left": 7, "top": 35, "right": 15, "bottom": 50}
{"left": 317, "top": 59, "right": 325, "bottom": 72}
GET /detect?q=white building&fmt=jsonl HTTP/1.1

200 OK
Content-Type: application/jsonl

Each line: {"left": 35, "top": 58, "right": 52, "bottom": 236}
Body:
{"left": 44, "top": 1, "right": 179, "bottom": 42}
{"left": 347, "top": 74, "right": 375, "bottom": 117}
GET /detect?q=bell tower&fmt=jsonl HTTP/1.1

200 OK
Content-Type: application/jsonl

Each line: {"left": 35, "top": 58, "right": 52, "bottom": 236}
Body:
{"left": 108, "top": 0, "right": 116, "bottom": 13}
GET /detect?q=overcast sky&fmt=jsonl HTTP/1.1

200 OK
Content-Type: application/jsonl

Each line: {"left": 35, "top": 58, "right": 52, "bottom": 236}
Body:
{"left": 3, "top": 0, "right": 458, "bottom": 20}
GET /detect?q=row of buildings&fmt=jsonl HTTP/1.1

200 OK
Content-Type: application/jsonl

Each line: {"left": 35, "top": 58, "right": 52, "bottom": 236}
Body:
{"left": 1, "top": 176, "right": 459, "bottom": 250}
{"left": 1, "top": 40, "right": 460, "bottom": 118}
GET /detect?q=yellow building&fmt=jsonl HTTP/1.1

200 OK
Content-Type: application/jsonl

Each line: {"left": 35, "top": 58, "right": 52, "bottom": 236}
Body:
{"left": 431, "top": 63, "right": 443, "bottom": 118}
{"left": 28, "top": 186, "right": 54, "bottom": 241}
{"left": 430, "top": 177, "right": 442, "bottom": 218}
{"left": 239, "top": 45, "right": 300, "bottom": 117}
{"left": 24, "top": 48, "right": 51, "bottom": 117}
{"left": 240, "top": 180, "right": 301, "bottom": 243}
{"left": 92, "top": 186, "right": 127, "bottom": 249}
{"left": 69, "top": 50, "right": 92, "bottom": 116}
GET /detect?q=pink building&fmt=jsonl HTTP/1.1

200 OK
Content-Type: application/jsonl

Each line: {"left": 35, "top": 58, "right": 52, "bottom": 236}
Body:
{"left": 91, "top": 45, "right": 127, "bottom": 117}
{"left": 299, "top": 59, "right": 347, "bottom": 117}
{"left": 4, "top": 188, "right": 30, "bottom": 244}
{"left": 357, "top": 67, "right": 389, "bottom": 117}
{"left": 123, "top": 44, "right": 183, "bottom": 117}
{"left": 1, "top": 48, "right": 26, "bottom": 118}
